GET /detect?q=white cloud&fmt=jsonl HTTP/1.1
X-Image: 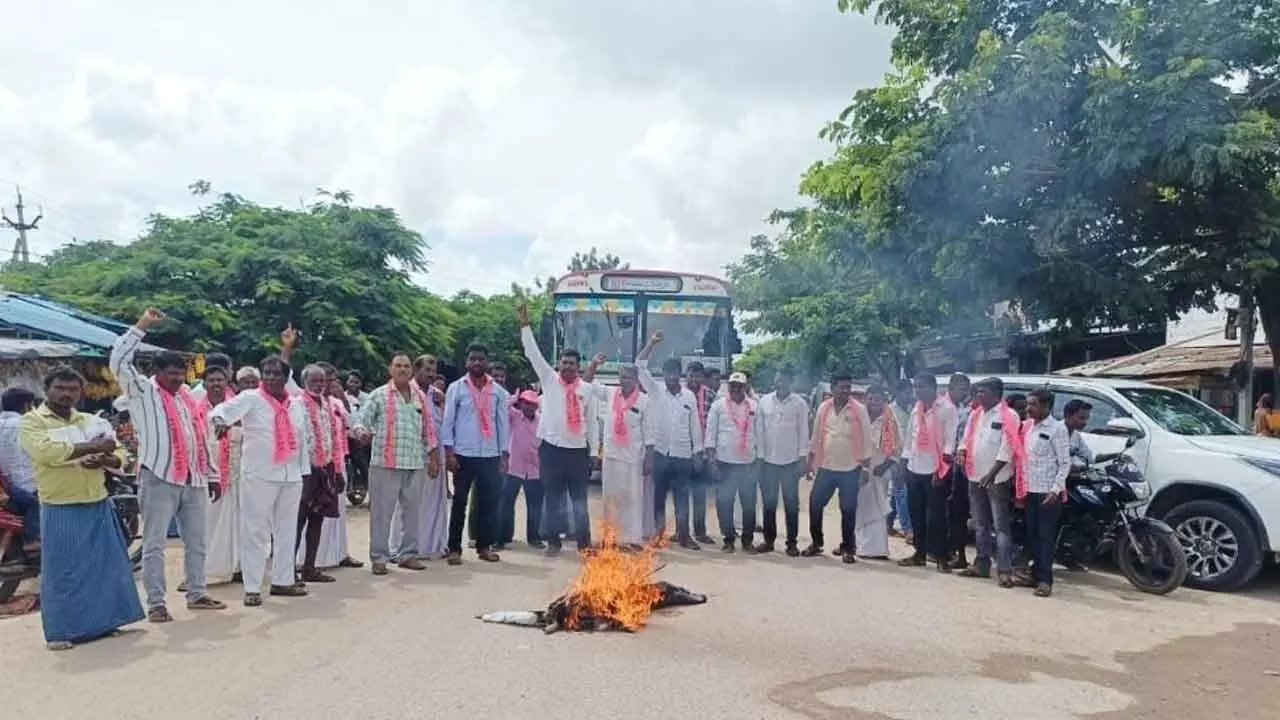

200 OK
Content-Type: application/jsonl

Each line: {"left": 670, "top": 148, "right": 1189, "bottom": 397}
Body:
{"left": 0, "top": 0, "right": 892, "bottom": 296}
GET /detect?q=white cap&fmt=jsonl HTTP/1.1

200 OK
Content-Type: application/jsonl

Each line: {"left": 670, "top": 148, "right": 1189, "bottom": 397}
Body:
{"left": 727, "top": 372, "right": 748, "bottom": 385}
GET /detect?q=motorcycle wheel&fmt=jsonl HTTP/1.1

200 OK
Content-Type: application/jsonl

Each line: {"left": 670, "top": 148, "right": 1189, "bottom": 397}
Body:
{"left": 1115, "top": 524, "right": 1188, "bottom": 595}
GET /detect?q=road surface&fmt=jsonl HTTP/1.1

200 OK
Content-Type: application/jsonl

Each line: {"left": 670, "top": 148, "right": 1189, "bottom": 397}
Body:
{"left": 3, "top": 491, "right": 1279, "bottom": 719}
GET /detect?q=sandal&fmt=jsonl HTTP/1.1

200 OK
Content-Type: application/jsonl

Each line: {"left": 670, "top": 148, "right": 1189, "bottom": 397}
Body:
{"left": 997, "top": 573, "right": 1015, "bottom": 588}
{"left": 187, "top": 595, "right": 227, "bottom": 610}
{"left": 243, "top": 593, "right": 263, "bottom": 607}
{"left": 446, "top": 552, "right": 463, "bottom": 566}
{"left": 477, "top": 549, "right": 501, "bottom": 563}
{"left": 269, "top": 584, "right": 308, "bottom": 597}
{"left": 147, "top": 605, "right": 173, "bottom": 623}
{"left": 300, "top": 570, "right": 337, "bottom": 583}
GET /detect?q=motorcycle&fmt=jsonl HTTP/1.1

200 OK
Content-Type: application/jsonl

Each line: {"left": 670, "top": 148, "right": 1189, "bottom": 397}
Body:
{"left": 1013, "top": 444, "right": 1187, "bottom": 595}
{"left": 0, "top": 471, "right": 143, "bottom": 604}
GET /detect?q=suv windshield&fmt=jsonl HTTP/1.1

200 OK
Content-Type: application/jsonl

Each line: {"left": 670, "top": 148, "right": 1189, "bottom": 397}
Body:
{"left": 1116, "top": 387, "right": 1247, "bottom": 436}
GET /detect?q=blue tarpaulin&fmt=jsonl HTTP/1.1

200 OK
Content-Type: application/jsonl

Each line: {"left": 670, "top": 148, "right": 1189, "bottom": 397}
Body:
{"left": 0, "top": 293, "right": 162, "bottom": 352}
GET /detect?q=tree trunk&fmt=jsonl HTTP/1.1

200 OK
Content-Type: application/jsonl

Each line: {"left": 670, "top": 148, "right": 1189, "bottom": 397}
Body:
{"left": 1256, "top": 280, "right": 1280, "bottom": 397}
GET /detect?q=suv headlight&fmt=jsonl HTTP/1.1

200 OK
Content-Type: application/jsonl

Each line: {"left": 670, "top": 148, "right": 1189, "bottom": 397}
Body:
{"left": 1240, "top": 457, "right": 1280, "bottom": 478}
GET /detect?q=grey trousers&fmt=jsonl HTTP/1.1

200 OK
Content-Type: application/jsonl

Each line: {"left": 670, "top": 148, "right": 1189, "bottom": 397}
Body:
{"left": 969, "top": 481, "right": 1014, "bottom": 572}
{"left": 139, "top": 468, "right": 210, "bottom": 608}
{"left": 369, "top": 466, "right": 425, "bottom": 563}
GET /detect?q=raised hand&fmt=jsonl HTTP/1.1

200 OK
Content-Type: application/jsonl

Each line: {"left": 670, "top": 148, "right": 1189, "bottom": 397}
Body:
{"left": 280, "top": 323, "right": 300, "bottom": 349}
{"left": 137, "top": 307, "right": 166, "bottom": 330}
{"left": 649, "top": 331, "right": 663, "bottom": 345}
{"left": 591, "top": 353, "right": 607, "bottom": 366}
{"left": 516, "top": 301, "right": 531, "bottom": 328}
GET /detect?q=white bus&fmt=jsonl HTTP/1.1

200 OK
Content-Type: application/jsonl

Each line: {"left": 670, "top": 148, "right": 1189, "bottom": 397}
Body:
{"left": 549, "top": 269, "right": 734, "bottom": 386}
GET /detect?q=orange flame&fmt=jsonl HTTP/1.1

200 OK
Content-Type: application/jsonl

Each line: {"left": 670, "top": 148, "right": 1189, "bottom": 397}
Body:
{"left": 561, "top": 518, "right": 665, "bottom": 631}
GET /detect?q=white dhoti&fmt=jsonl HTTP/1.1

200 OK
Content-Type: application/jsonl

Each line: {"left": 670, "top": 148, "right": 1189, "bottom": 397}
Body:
{"left": 239, "top": 479, "right": 303, "bottom": 594}
{"left": 205, "top": 479, "right": 240, "bottom": 582}
{"left": 301, "top": 498, "right": 349, "bottom": 569}
{"left": 602, "top": 457, "right": 646, "bottom": 545}
{"left": 640, "top": 468, "right": 656, "bottom": 540}
{"left": 854, "top": 470, "right": 891, "bottom": 558}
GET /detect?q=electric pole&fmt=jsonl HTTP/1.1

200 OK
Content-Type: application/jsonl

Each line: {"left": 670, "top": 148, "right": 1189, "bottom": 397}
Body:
{"left": 1236, "top": 290, "right": 1256, "bottom": 427}
{"left": 2, "top": 186, "right": 42, "bottom": 264}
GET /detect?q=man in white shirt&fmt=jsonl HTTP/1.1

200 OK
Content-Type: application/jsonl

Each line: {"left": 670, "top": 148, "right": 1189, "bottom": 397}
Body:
{"left": 946, "top": 373, "right": 974, "bottom": 571}
{"left": 897, "top": 372, "right": 959, "bottom": 572}
{"left": 517, "top": 302, "right": 599, "bottom": 555}
{"left": 235, "top": 366, "right": 260, "bottom": 391}
{"left": 210, "top": 355, "right": 313, "bottom": 606}
{"left": 0, "top": 387, "right": 39, "bottom": 547}
{"left": 110, "top": 307, "right": 227, "bottom": 622}
{"left": 1021, "top": 387, "right": 1071, "bottom": 597}
{"left": 956, "top": 377, "right": 1018, "bottom": 586}
{"left": 636, "top": 333, "right": 703, "bottom": 551}
{"left": 595, "top": 365, "right": 650, "bottom": 546}
{"left": 705, "top": 372, "right": 760, "bottom": 553}
{"left": 803, "top": 371, "right": 875, "bottom": 563}
{"left": 756, "top": 366, "right": 810, "bottom": 556}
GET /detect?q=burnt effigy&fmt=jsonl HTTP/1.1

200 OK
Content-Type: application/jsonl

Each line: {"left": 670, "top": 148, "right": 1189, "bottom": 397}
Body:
{"left": 477, "top": 522, "right": 707, "bottom": 633}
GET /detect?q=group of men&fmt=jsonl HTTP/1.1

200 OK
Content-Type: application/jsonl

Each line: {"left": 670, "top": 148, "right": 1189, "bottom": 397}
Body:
{"left": 7, "top": 301, "right": 1080, "bottom": 651}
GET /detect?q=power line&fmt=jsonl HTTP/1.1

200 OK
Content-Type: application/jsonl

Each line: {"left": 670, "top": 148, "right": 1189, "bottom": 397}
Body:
{"left": 2, "top": 186, "right": 42, "bottom": 264}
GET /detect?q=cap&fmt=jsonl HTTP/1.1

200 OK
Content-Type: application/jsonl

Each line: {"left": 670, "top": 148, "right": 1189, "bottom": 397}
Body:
{"left": 728, "top": 372, "right": 748, "bottom": 385}
{"left": 517, "top": 389, "right": 541, "bottom": 406}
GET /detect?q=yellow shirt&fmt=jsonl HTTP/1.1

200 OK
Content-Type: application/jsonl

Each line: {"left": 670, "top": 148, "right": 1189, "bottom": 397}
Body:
{"left": 18, "top": 404, "right": 110, "bottom": 505}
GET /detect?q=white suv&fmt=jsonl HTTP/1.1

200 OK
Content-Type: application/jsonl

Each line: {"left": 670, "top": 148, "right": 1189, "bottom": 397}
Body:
{"left": 997, "top": 375, "right": 1280, "bottom": 592}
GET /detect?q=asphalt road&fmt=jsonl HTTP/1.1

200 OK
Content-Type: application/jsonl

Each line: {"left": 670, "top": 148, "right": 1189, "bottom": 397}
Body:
{"left": 4, "top": 490, "right": 1280, "bottom": 720}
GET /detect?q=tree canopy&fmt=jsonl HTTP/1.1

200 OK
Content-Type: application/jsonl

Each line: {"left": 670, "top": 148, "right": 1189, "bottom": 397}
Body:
{"left": 741, "top": 0, "right": 1280, "bottom": 380}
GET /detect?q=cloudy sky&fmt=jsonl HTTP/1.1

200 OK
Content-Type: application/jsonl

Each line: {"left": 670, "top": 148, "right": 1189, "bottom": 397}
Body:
{"left": 0, "top": 0, "right": 892, "bottom": 296}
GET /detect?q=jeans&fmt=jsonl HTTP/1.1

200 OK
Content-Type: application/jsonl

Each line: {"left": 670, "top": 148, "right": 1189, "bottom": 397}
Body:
{"left": 1023, "top": 493, "right": 1063, "bottom": 586}
{"left": 808, "top": 468, "right": 861, "bottom": 550}
{"left": 715, "top": 461, "right": 759, "bottom": 544}
{"left": 7, "top": 485, "right": 39, "bottom": 543}
{"left": 369, "top": 466, "right": 425, "bottom": 563}
{"left": 499, "top": 475, "right": 544, "bottom": 544}
{"left": 968, "top": 481, "right": 1014, "bottom": 572}
{"left": 653, "top": 453, "right": 693, "bottom": 540}
{"left": 449, "top": 455, "right": 502, "bottom": 553}
{"left": 540, "top": 486, "right": 571, "bottom": 539}
{"left": 906, "top": 471, "right": 950, "bottom": 560}
{"left": 689, "top": 462, "right": 711, "bottom": 537}
{"left": 889, "top": 465, "right": 911, "bottom": 533}
{"left": 759, "top": 461, "right": 802, "bottom": 545}
{"left": 139, "top": 468, "right": 209, "bottom": 608}
{"left": 539, "top": 442, "right": 591, "bottom": 548}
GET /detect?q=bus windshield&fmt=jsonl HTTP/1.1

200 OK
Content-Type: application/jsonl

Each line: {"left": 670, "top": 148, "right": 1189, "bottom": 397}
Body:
{"left": 554, "top": 297, "right": 637, "bottom": 367}
{"left": 642, "top": 299, "right": 729, "bottom": 374}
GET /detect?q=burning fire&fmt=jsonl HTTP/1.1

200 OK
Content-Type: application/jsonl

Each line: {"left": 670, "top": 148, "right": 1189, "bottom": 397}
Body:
{"left": 560, "top": 519, "right": 665, "bottom": 631}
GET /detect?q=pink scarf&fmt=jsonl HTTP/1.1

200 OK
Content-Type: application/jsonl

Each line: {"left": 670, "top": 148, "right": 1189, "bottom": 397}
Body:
{"left": 693, "top": 386, "right": 709, "bottom": 431}
{"left": 561, "top": 375, "right": 583, "bottom": 434}
{"left": 383, "top": 382, "right": 433, "bottom": 468}
{"left": 611, "top": 387, "right": 641, "bottom": 444}
{"left": 155, "top": 378, "right": 211, "bottom": 483}
{"left": 463, "top": 375, "right": 495, "bottom": 439}
{"left": 199, "top": 386, "right": 236, "bottom": 485}
{"left": 913, "top": 396, "right": 954, "bottom": 479}
{"left": 725, "top": 396, "right": 755, "bottom": 456}
{"left": 329, "top": 398, "right": 349, "bottom": 464}
{"left": 302, "top": 392, "right": 332, "bottom": 467}
{"left": 811, "top": 398, "right": 867, "bottom": 470}
{"left": 962, "top": 401, "right": 1026, "bottom": 490}
{"left": 258, "top": 387, "right": 298, "bottom": 465}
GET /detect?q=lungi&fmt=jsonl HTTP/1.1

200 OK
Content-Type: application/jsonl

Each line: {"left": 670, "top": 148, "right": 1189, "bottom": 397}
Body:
{"left": 300, "top": 463, "right": 343, "bottom": 519}
{"left": 303, "top": 497, "right": 350, "bottom": 569}
{"left": 602, "top": 457, "right": 646, "bottom": 545}
{"left": 205, "top": 478, "right": 240, "bottom": 582}
{"left": 40, "top": 499, "right": 144, "bottom": 643}
{"left": 854, "top": 469, "right": 891, "bottom": 558}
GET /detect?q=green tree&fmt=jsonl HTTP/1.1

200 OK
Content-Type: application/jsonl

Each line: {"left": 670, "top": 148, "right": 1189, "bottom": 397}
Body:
{"left": 0, "top": 185, "right": 456, "bottom": 377}
{"left": 808, "top": 0, "right": 1280, "bottom": 378}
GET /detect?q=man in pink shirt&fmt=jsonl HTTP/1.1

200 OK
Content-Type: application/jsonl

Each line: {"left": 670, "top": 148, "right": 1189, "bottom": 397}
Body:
{"left": 499, "top": 390, "right": 544, "bottom": 549}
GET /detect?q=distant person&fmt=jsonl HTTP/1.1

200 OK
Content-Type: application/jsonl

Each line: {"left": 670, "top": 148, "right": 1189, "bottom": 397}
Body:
{"left": 20, "top": 366, "right": 143, "bottom": 650}
{"left": 1006, "top": 393, "right": 1029, "bottom": 421}
{"left": 597, "top": 366, "right": 651, "bottom": 547}
{"left": 705, "top": 372, "right": 761, "bottom": 553}
{"left": 0, "top": 387, "right": 39, "bottom": 550}
{"left": 189, "top": 353, "right": 232, "bottom": 401}
{"left": 236, "top": 366, "right": 261, "bottom": 392}
{"left": 636, "top": 331, "right": 703, "bottom": 549}
{"left": 683, "top": 360, "right": 716, "bottom": 546}
{"left": 946, "top": 373, "right": 974, "bottom": 571}
{"left": 956, "top": 377, "right": 1020, "bottom": 587}
{"left": 1254, "top": 394, "right": 1278, "bottom": 437}
{"left": 855, "top": 384, "right": 901, "bottom": 560}
{"left": 499, "top": 390, "right": 544, "bottom": 548}
{"left": 442, "top": 343, "right": 510, "bottom": 564}
{"left": 756, "top": 366, "right": 810, "bottom": 556}
{"left": 803, "top": 370, "right": 874, "bottom": 563}
{"left": 886, "top": 381, "right": 913, "bottom": 541}
{"left": 898, "top": 372, "right": 958, "bottom": 572}
{"left": 1019, "top": 387, "right": 1071, "bottom": 598}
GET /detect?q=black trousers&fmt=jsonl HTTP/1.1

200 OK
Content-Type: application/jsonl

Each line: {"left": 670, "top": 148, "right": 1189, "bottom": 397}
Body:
{"left": 653, "top": 454, "right": 693, "bottom": 541}
{"left": 759, "top": 461, "right": 803, "bottom": 545}
{"left": 499, "top": 475, "right": 544, "bottom": 544}
{"left": 714, "top": 461, "right": 759, "bottom": 544}
{"left": 906, "top": 471, "right": 950, "bottom": 560}
{"left": 1023, "top": 493, "right": 1063, "bottom": 586}
{"left": 448, "top": 455, "right": 502, "bottom": 553}
{"left": 539, "top": 442, "right": 591, "bottom": 548}
{"left": 948, "top": 468, "right": 971, "bottom": 564}
{"left": 808, "top": 468, "right": 862, "bottom": 550}
{"left": 348, "top": 443, "right": 370, "bottom": 493}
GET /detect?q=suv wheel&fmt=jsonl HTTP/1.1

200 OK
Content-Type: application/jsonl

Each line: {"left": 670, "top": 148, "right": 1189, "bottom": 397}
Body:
{"left": 1164, "top": 499, "right": 1263, "bottom": 592}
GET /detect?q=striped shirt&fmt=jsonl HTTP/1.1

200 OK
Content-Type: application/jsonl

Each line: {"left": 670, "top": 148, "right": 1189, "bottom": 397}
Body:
{"left": 109, "top": 327, "right": 210, "bottom": 488}
{"left": 1024, "top": 417, "right": 1071, "bottom": 495}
